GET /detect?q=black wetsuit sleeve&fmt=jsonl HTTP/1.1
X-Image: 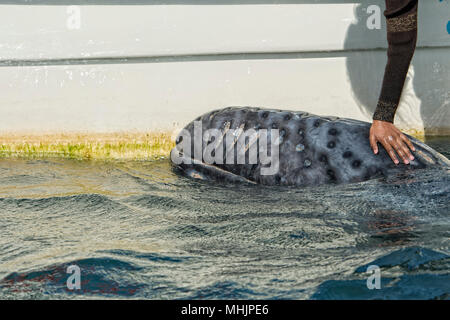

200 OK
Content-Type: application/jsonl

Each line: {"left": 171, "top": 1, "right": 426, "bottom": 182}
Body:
{"left": 373, "top": 0, "right": 418, "bottom": 123}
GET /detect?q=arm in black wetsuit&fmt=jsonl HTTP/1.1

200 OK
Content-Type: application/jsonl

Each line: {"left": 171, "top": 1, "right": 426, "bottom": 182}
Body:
{"left": 373, "top": 0, "right": 418, "bottom": 122}
{"left": 369, "top": 0, "right": 418, "bottom": 165}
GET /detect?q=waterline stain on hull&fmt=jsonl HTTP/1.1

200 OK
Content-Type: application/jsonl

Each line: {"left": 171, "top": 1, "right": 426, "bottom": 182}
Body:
{"left": 0, "top": 131, "right": 176, "bottom": 161}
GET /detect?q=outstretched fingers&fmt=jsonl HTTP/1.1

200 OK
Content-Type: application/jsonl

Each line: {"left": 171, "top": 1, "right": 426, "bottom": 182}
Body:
{"left": 392, "top": 138, "right": 410, "bottom": 164}
{"left": 370, "top": 133, "right": 378, "bottom": 154}
{"left": 370, "top": 120, "right": 416, "bottom": 165}
{"left": 381, "top": 138, "right": 399, "bottom": 165}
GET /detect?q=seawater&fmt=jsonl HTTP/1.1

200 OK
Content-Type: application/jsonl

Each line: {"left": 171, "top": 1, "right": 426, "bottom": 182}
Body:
{"left": 0, "top": 138, "right": 449, "bottom": 299}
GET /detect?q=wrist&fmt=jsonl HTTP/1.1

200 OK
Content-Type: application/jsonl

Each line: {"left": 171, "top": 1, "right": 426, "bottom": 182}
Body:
{"left": 373, "top": 101, "right": 397, "bottom": 123}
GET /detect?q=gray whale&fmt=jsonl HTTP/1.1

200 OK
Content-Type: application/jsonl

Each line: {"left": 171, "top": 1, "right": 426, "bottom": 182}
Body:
{"left": 170, "top": 107, "right": 449, "bottom": 186}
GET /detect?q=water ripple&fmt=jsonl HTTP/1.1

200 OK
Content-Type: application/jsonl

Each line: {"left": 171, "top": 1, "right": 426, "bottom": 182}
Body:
{"left": 0, "top": 139, "right": 449, "bottom": 299}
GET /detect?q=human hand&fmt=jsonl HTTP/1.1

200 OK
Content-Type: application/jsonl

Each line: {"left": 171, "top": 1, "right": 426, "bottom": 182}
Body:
{"left": 369, "top": 120, "right": 415, "bottom": 165}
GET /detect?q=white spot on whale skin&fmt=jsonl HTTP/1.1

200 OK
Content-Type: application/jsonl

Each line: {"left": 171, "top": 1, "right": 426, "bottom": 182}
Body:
{"left": 296, "top": 144, "right": 305, "bottom": 152}
{"left": 304, "top": 159, "right": 311, "bottom": 167}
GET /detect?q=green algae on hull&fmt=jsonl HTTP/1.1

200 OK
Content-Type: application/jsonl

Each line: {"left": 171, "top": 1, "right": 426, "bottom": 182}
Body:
{"left": 0, "top": 132, "right": 176, "bottom": 161}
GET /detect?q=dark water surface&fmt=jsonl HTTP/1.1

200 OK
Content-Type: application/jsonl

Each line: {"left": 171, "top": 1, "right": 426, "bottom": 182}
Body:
{"left": 0, "top": 137, "right": 449, "bottom": 299}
